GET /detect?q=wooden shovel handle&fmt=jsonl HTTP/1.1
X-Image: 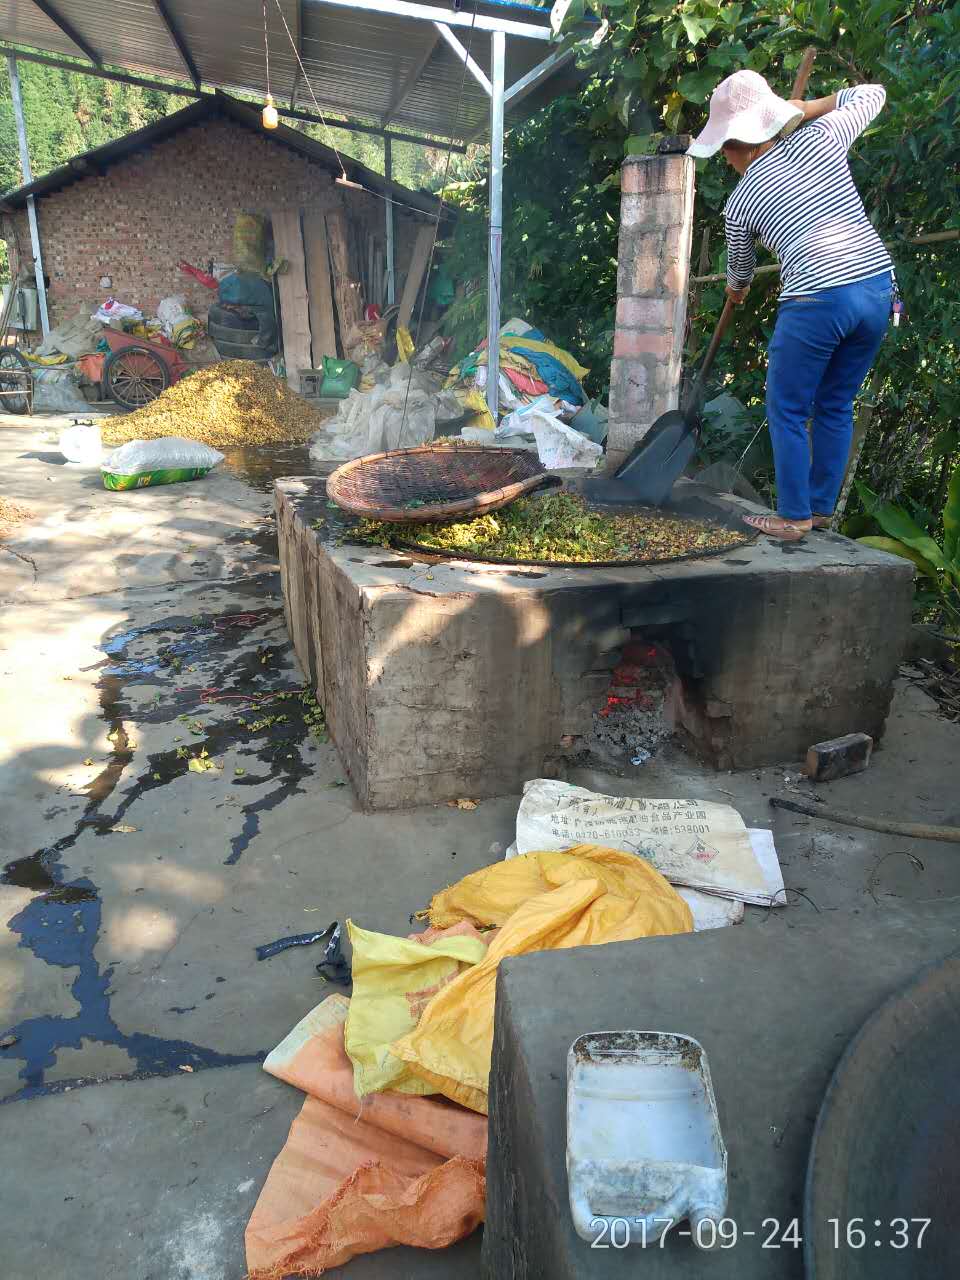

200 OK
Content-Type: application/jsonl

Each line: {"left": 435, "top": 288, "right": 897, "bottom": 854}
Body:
{"left": 698, "top": 297, "right": 736, "bottom": 383}
{"left": 792, "top": 46, "right": 817, "bottom": 99}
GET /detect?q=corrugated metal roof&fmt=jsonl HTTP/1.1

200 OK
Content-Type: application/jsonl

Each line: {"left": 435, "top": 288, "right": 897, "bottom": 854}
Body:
{"left": 0, "top": 1, "right": 574, "bottom": 143}
{"left": 0, "top": 90, "right": 448, "bottom": 215}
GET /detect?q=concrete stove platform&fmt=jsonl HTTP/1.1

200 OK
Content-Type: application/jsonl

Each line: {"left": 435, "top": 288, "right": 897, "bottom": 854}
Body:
{"left": 276, "top": 477, "right": 913, "bottom": 811}
{"left": 482, "top": 901, "right": 960, "bottom": 1279}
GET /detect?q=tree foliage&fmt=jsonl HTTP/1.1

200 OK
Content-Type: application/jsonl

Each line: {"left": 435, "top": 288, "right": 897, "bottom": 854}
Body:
{"left": 441, "top": 0, "right": 960, "bottom": 579}
{"left": 0, "top": 60, "right": 183, "bottom": 195}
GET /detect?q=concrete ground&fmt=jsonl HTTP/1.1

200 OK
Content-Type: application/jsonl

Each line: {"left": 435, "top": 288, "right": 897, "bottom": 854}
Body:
{"left": 2, "top": 413, "right": 960, "bottom": 1279}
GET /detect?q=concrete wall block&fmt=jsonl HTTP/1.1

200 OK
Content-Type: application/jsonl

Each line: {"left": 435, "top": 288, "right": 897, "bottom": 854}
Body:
{"left": 616, "top": 229, "right": 665, "bottom": 298}
{"left": 613, "top": 329, "right": 675, "bottom": 359}
{"left": 279, "top": 479, "right": 911, "bottom": 806}
{"left": 620, "top": 191, "right": 685, "bottom": 230}
{"left": 621, "top": 154, "right": 691, "bottom": 195}
{"left": 609, "top": 356, "right": 677, "bottom": 422}
{"left": 615, "top": 295, "right": 674, "bottom": 330}
{"left": 609, "top": 356, "right": 651, "bottom": 421}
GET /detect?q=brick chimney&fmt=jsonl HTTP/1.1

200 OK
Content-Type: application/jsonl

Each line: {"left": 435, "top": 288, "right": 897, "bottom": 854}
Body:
{"left": 606, "top": 149, "right": 696, "bottom": 468}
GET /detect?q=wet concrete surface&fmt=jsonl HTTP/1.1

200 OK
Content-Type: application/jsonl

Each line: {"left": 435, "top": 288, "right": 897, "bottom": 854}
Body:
{"left": 3, "top": 415, "right": 960, "bottom": 1277}
{"left": 0, "top": 418, "right": 501, "bottom": 1276}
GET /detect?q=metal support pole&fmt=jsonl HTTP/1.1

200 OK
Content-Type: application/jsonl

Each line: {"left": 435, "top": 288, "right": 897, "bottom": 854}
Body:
{"left": 384, "top": 137, "right": 396, "bottom": 306}
{"left": 485, "top": 30, "right": 505, "bottom": 422}
{"left": 7, "top": 54, "right": 49, "bottom": 337}
{"left": 433, "top": 22, "right": 493, "bottom": 96}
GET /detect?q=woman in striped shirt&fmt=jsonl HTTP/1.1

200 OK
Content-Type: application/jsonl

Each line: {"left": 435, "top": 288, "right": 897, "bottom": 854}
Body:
{"left": 689, "top": 73, "right": 894, "bottom": 540}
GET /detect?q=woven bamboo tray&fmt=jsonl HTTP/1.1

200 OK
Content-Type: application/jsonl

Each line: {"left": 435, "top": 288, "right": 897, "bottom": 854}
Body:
{"left": 326, "top": 442, "right": 558, "bottom": 524}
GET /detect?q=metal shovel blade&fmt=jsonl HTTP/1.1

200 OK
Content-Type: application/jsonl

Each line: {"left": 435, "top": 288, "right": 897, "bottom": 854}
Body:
{"left": 584, "top": 296, "right": 737, "bottom": 509}
{"left": 583, "top": 410, "right": 696, "bottom": 508}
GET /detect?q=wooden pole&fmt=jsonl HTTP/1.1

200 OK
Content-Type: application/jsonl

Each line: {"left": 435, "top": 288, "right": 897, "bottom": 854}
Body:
{"left": 833, "top": 367, "right": 884, "bottom": 526}
{"left": 690, "top": 229, "right": 959, "bottom": 284}
{"left": 397, "top": 221, "right": 435, "bottom": 333}
{"left": 687, "top": 226, "right": 711, "bottom": 359}
{"left": 384, "top": 136, "right": 396, "bottom": 306}
{"left": 771, "top": 795, "right": 960, "bottom": 845}
{"left": 271, "top": 208, "right": 313, "bottom": 388}
{"left": 302, "top": 209, "right": 338, "bottom": 363}
{"left": 326, "top": 205, "right": 363, "bottom": 358}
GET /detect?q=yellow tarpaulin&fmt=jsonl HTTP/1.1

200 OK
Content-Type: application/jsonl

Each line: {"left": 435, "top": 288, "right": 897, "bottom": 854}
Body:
{"left": 392, "top": 846, "right": 693, "bottom": 1114}
{"left": 396, "top": 325, "right": 415, "bottom": 363}
{"left": 453, "top": 385, "right": 495, "bottom": 431}
{"left": 500, "top": 335, "right": 590, "bottom": 382}
{"left": 345, "top": 920, "right": 489, "bottom": 1097}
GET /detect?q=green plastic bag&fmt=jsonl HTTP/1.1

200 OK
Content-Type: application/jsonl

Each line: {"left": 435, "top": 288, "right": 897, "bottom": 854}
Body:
{"left": 102, "top": 466, "right": 213, "bottom": 491}
{"left": 319, "top": 355, "right": 359, "bottom": 399}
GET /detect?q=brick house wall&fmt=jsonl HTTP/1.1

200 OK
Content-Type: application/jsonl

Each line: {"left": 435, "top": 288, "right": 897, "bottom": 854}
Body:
{"left": 5, "top": 113, "right": 428, "bottom": 331}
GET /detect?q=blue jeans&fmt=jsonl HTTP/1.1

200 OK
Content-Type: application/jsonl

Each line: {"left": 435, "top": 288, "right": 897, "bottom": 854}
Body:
{"left": 766, "top": 271, "right": 892, "bottom": 519}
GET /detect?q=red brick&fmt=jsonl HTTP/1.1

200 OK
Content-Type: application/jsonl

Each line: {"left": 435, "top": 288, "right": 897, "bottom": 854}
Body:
{"left": 4, "top": 116, "right": 427, "bottom": 331}
{"left": 613, "top": 330, "right": 674, "bottom": 358}
{"left": 615, "top": 296, "right": 673, "bottom": 329}
{"left": 663, "top": 260, "right": 690, "bottom": 294}
{"left": 805, "top": 733, "right": 874, "bottom": 781}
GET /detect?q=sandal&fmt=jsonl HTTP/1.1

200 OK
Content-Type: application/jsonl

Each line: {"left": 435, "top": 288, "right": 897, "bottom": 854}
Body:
{"left": 812, "top": 514, "right": 833, "bottom": 529}
{"left": 742, "top": 514, "right": 812, "bottom": 542}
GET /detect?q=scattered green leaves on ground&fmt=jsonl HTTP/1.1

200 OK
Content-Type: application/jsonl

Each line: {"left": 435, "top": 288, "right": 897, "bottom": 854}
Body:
{"left": 187, "top": 747, "right": 220, "bottom": 773}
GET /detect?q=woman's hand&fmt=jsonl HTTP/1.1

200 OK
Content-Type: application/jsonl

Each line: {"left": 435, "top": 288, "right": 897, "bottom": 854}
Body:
{"left": 726, "top": 284, "right": 750, "bottom": 305}
{"left": 787, "top": 94, "right": 838, "bottom": 123}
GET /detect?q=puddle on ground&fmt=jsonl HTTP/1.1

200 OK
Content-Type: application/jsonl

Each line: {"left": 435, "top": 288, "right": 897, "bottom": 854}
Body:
{"left": 218, "top": 443, "right": 316, "bottom": 493}
{"left": 0, "top": 600, "right": 324, "bottom": 1099}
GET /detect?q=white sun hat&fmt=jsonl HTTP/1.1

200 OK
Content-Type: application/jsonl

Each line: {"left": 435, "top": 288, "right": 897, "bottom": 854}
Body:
{"left": 687, "top": 70, "right": 803, "bottom": 158}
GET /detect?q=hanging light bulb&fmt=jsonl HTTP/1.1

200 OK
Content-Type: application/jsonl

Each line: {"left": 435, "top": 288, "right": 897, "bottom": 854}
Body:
{"left": 262, "top": 93, "right": 279, "bottom": 130}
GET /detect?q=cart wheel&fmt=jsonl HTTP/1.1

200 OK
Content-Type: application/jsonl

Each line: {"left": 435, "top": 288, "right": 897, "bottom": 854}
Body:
{"left": 0, "top": 347, "right": 32, "bottom": 414}
{"left": 103, "top": 345, "right": 170, "bottom": 410}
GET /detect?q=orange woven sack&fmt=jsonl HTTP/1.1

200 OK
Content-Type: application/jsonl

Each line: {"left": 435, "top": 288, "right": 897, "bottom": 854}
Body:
{"left": 245, "top": 996, "right": 486, "bottom": 1278}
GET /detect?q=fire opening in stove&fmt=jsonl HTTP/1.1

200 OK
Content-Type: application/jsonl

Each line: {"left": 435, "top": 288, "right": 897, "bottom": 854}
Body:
{"left": 591, "top": 637, "right": 680, "bottom": 767}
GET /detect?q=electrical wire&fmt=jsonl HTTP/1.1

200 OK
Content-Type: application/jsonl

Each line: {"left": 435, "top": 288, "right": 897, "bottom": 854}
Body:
{"left": 266, "top": 0, "right": 484, "bottom": 447}
{"left": 266, "top": 0, "right": 497, "bottom": 458}
{"left": 262, "top": 0, "right": 271, "bottom": 100}
{"left": 268, "top": 0, "right": 462, "bottom": 220}
{"left": 397, "top": 0, "right": 481, "bottom": 446}
{"left": 270, "top": 0, "right": 350, "bottom": 183}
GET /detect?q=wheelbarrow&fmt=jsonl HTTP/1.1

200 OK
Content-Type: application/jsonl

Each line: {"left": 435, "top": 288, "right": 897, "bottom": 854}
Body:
{"left": 101, "top": 329, "right": 191, "bottom": 410}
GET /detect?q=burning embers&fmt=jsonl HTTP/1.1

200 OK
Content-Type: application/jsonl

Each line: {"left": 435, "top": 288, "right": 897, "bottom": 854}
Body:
{"left": 592, "top": 640, "right": 678, "bottom": 766}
